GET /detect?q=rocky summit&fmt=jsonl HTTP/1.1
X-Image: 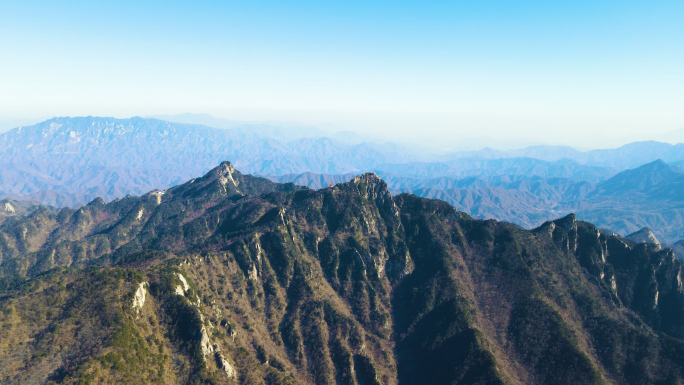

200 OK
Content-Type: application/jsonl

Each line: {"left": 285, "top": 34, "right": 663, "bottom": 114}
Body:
{"left": 0, "top": 162, "right": 683, "bottom": 384}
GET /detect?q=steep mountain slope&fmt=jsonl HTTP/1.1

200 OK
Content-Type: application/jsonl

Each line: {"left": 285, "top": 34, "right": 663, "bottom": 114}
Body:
{"left": 274, "top": 160, "right": 684, "bottom": 243}
{"left": 1, "top": 163, "right": 683, "bottom": 384}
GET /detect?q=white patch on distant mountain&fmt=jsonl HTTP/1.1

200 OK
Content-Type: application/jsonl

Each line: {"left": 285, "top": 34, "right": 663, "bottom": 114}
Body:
{"left": 3, "top": 202, "right": 15, "bottom": 214}
{"left": 218, "top": 162, "right": 239, "bottom": 189}
{"left": 155, "top": 191, "right": 165, "bottom": 204}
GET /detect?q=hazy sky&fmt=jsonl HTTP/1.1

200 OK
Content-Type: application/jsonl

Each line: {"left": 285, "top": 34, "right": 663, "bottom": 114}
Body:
{"left": 1, "top": 1, "right": 683, "bottom": 149}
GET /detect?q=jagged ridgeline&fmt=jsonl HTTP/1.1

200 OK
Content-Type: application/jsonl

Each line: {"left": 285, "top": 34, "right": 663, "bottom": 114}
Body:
{"left": 0, "top": 162, "right": 683, "bottom": 384}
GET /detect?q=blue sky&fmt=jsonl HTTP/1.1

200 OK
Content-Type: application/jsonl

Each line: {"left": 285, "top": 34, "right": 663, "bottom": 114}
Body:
{"left": 1, "top": 1, "right": 683, "bottom": 149}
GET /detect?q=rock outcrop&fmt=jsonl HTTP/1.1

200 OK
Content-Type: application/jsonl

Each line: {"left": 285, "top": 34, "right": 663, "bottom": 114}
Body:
{"left": 626, "top": 226, "right": 662, "bottom": 250}
{"left": 0, "top": 162, "right": 683, "bottom": 385}
{"left": 131, "top": 281, "right": 147, "bottom": 313}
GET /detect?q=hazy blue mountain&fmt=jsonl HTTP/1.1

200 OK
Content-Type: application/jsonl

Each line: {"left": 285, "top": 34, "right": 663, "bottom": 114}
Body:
{"left": 272, "top": 160, "right": 684, "bottom": 243}
{"left": 0, "top": 116, "right": 610, "bottom": 207}
{"left": 0, "top": 117, "right": 422, "bottom": 204}
{"left": 570, "top": 160, "right": 684, "bottom": 242}
{"left": 673, "top": 159, "right": 684, "bottom": 169}
{"left": 446, "top": 141, "right": 684, "bottom": 170}
{"left": 671, "top": 240, "right": 684, "bottom": 259}
{"left": 590, "top": 159, "right": 684, "bottom": 197}
{"left": 152, "top": 115, "right": 684, "bottom": 170}
{"left": 374, "top": 157, "right": 616, "bottom": 182}
{"left": 149, "top": 113, "right": 328, "bottom": 142}
{"left": 0, "top": 118, "right": 45, "bottom": 133}
{"left": 267, "top": 172, "right": 358, "bottom": 189}
{"left": 3, "top": 117, "right": 684, "bottom": 244}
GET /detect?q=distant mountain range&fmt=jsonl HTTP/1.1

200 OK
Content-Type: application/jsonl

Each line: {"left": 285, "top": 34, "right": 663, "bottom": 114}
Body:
{"left": 445, "top": 141, "right": 684, "bottom": 170}
{"left": 271, "top": 160, "right": 684, "bottom": 244}
{"left": 0, "top": 116, "right": 424, "bottom": 205}
{"left": 2, "top": 116, "right": 684, "bottom": 244}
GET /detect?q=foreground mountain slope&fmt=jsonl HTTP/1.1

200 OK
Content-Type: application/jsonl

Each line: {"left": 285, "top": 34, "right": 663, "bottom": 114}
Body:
{"left": 0, "top": 163, "right": 683, "bottom": 384}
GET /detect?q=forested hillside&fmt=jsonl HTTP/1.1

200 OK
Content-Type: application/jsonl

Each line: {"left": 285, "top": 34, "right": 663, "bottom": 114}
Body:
{"left": 1, "top": 163, "right": 682, "bottom": 384}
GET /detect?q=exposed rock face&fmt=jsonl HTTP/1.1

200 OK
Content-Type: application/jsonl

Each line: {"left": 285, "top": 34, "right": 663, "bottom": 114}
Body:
{"left": 0, "top": 162, "right": 683, "bottom": 385}
{"left": 217, "top": 161, "right": 239, "bottom": 189}
{"left": 199, "top": 325, "right": 214, "bottom": 357}
{"left": 131, "top": 281, "right": 147, "bottom": 313}
{"left": 3, "top": 202, "right": 15, "bottom": 214}
{"left": 215, "top": 352, "right": 237, "bottom": 378}
{"left": 626, "top": 227, "right": 662, "bottom": 250}
{"left": 154, "top": 190, "right": 164, "bottom": 204}
{"left": 175, "top": 273, "right": 190, "bottom": 296}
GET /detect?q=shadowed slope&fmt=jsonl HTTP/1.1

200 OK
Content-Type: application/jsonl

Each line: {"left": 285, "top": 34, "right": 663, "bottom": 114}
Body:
{"left": 0, "top": 164, "right": 682, "bottom": 384}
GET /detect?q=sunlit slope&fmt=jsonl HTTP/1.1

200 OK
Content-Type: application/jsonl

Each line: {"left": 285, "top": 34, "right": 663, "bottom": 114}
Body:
{"left": 0, "top": 163, "right": 682, "bottom": 384}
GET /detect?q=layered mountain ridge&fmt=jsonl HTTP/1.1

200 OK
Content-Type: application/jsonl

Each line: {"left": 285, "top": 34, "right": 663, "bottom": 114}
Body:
{"left": 0, "top": 163, "right": 683, "bottom": 384}
{"left": 3, "top": 117, "right": 684, "bottom": 244}
{"left": 272, "top": 160, "right": 684, "bottom": 244}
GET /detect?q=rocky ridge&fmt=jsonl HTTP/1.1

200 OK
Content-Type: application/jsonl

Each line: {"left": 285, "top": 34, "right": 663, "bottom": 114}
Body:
{"left": 0, "top": 162, "right": 682, "bottom": 384}
{"left": 626, "top": 227, "right": 662, "bottom": 250}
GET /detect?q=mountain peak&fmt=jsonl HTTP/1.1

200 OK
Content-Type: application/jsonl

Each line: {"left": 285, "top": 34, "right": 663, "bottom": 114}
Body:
{"left": 351, "top": 172, "right": 381, "bottom": 183}
{"left": 3, "top": 159, "right": 684, "bottom": 383}
{"left": 553, "top": 213, "right": 578, "bottom": 231}
{"left": 640, "top": 158, "right": 674, "bottom": 170}
{"left": 638, "top": 159, "right": 682, "bottom": 174}
{"left": 170, "top": 162, "right": 305, "bottom": 201}
{"left": 596, "top": 159, "right": 683, "bottom": 195}
{"left": 338, "top": 172, "right": 393, "bottom": 202}
{"left": 213, "top": 161, "right": 241, "bottom": 190}
{"left": 349, "top": 172, "right": 388, "bottom": 190}
{"left": 626, "top": 227, "right": 661, "bottom": 250}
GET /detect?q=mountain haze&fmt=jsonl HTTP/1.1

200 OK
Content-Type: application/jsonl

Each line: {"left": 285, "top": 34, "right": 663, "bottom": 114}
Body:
{"left": 3, "top": 117, "right": 684, "bottom": 244}
{"left": 0, "top": 117, "right": 421, "bottom": 204}
{"left": 446, "top": 141, "right": 684, "bottom": 170}
{"left": 273, "top": 160, "right": 684, "bottom": 244}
